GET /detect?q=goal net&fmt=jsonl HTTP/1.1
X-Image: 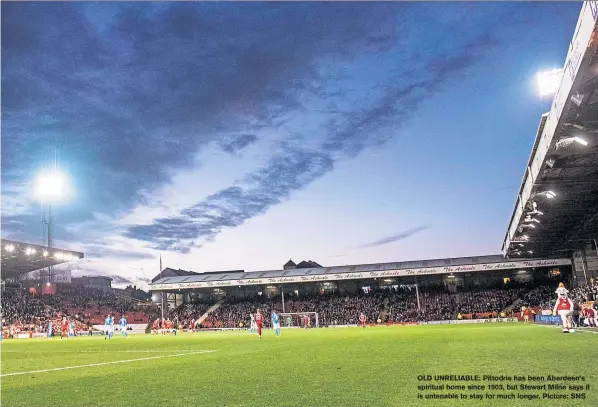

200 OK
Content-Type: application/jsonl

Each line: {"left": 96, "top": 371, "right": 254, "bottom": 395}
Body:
{"left": 279, "top": 312, "right": 319, "bottom": 328}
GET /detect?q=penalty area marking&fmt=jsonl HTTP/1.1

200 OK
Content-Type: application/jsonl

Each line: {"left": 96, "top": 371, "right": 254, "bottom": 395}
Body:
{"left": 1, "top": 350, "right": 216, "bottom": 377}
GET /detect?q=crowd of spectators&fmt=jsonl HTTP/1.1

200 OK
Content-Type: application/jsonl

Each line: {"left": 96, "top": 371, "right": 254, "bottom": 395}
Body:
{"left": 197, "top": 285, "right": 537, "bottom": 328}
{"left": 3, "top": 278, "right": 596, "bottom": 335}
{"left": 570, "top": 278, "right": 598, "bottom": 305}
{"left": 1, "top": 284, "right": 152, "bottom": 333}
{"left": 46, "top": 286, "right": 138, "bottom": 313}
{"left": 170, "top": 302, "right": 211, "bottom": 328}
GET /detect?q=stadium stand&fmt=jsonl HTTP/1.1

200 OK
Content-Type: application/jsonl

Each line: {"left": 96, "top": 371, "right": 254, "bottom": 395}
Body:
{"left": 1, "top": 283, "right": 156, "bottom": 336}
{"left": 197, "top": 283, "right": 546, "bottom": 328}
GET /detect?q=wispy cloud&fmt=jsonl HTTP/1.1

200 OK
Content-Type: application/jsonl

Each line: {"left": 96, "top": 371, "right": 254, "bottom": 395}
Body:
{"left": 125, "top": 144, "right": 334, "bottom": 252}
{"left": 218, "top": 134, "right": 259, "bottom": 156}
{"left": 327, "top": 254, "right": 347, "bottom": 259}
{"left": 124, "top": 32, "right": 499, "bottom": 252}
{"left": 357, "top": 226, "right": 429, "bottom": 249}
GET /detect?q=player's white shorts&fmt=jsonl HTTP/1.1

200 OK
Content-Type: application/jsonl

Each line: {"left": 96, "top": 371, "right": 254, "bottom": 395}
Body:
{"left": 251, "top": 322, "right": 257, "bottom": 330}
{"left": 273, "top": 323, "right": 280, "bottom": 330}
{"left": 106, "top": 326, "right": 114, "bottom": 333}
{"left": 557, "top": 310, "right": 573, "bottom": 317}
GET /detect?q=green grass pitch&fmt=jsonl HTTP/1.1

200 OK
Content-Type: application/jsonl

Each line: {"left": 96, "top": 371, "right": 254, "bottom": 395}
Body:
{"left": 1, "top": 324, "right": 596, "bottom": 407}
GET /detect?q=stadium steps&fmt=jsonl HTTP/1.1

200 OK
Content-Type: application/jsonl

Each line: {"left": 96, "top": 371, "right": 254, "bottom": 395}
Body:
{"left": 195, "top": 300, "right": 225, "bottom": 326}
{"left": 112, "top": 291, "right": 146, "bottom": 304}
{"left": 503, "top": 298, "right": 523, "bottom": 315}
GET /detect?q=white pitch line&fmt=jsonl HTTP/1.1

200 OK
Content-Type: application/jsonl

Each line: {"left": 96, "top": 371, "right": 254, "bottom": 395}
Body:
{"left": 1, "top": 350, "right": 199, "bottom": 354}
{"left": 1, "top": 350, "right": 215, "bottom": 377}
{"left": 75, "top": 350, "right": 202, "bottom": 353}
{"left": 530, "top": 324, "right": 598, "bottom": 334}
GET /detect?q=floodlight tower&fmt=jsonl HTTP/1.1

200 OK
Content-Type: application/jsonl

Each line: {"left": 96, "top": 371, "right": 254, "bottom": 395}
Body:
{"left": 35, "top": 156, "right": 69, "bottom": 284}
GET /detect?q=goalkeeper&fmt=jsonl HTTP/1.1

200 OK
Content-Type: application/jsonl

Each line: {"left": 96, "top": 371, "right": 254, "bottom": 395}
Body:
{"left": 285, "top": 316, "right": 292, "bottom": 327}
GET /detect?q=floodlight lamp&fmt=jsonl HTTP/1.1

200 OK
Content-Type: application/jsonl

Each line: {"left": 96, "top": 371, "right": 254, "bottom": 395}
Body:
{"left": 25, "top": 247, "right": 36, "bottom": 256}
{"left": 528, "top": 250, "right": 534, "bottom": 254}
{"left": 34, "top": 170, "right": 68, "bottom": 202}
{"left": 43, "top": 251, "right": 49, "bottom": 257}
{"left": 536, "top": 68, "right": 563, "bottom": 97}
{"left": 47, "top": 282, "right": 51, "bottom": 287}
{"left": 556, "top": 136, "right": 589, "bottom": 149}
{"left": 5, "top": 244, "right": 15, "bottom": 252}
{"left": 535, "top": 191, "right": 556, "bottom": 199}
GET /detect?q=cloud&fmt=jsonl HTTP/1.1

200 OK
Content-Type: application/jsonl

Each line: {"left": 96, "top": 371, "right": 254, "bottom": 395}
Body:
{"left": 218, "top": 134, "right": 259, "bottom": 155}
{"left": 124, "top": 32, "right": 499, "bottom": 252}
{"left": 125, "top": 144, "right": 334, "bottom": 251}
{"left": 327, "top": 254, "right": 347, "bottom": 259}
{"left": 497, "top": 184, "right": 519, "bottom": 191}
{"left": 3, "top": 2, "right": 534, "bottom": 263}
{"left": 2, "top": 2, "right": 402, "bottom": 226}
{"left": 357, "top": 226, "right": 429, "bottom": 249}
{"left": 85, "top": 246, "right": 155, "bottom": 261}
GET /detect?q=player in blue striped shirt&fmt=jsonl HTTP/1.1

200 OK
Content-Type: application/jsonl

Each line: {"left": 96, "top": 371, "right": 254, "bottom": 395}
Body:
{"left": 271, "top": 311, "right": 281, "bottom": 337}
{"left": 104, "top": 315, "right": 114, "bottom": 340}
{"left": 119, "top": 315, "right": 128, "bottom": 338}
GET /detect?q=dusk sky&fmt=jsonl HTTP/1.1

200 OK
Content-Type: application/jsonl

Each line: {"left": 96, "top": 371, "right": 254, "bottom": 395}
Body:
{"left": 1, "top": 2, "right": 582, "bottom": 288}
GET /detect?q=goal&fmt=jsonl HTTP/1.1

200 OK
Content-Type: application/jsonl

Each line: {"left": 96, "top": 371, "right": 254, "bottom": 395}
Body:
{"left": 279, "top": 312, "right": 319, "bottom": 328}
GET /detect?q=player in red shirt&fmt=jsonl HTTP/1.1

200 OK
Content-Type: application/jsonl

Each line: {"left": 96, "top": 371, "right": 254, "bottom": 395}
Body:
{"left": 582, "top": 306, "right": 596, "bottom": 327}
{"left": 60, "top": 317, "right": 69, "bottom": 340}
{"left": 255, "top": 309, "right": 264, "bottom": 339}
{"left": 303, "top": 314, "right": 309, "bottom": 329}
{"left": 359, "top": 313, "right": 366, "bottom": 329}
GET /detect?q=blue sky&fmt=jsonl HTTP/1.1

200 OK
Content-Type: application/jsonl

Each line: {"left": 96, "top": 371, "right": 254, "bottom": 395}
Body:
{"left": 1, "top": 2, "right": 581, "bottom": 287}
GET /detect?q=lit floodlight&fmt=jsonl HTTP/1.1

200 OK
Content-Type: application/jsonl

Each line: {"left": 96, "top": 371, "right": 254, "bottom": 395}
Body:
{"left": 528, "top": 250, "right": 534, "bottom": 254}
{"left": 556, "top": 136, "right": 589, "bottom": 149}
{"left": 535, "top": 190, "right": 556, "bottom": 199}
{"left": 25, "top": 247, "right": 36, "bottom": 256}
{"left": 46, "top": 282, "right": 51, "bottom": 287}
{"left": 5, "top": 244, "right": 15, "bottom": 252}
{"left": 43, "top": 250, "right": 49, "bottom": 257}
{"left": 34, "top": 170, "right": 69, "bottom": 202}
{"left": 536, "top": 68, "right": 563, "bottom": 97}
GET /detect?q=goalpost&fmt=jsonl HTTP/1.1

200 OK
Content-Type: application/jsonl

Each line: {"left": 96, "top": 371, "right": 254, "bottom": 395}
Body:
{"left": 279, "top": 312, "right": 319, "bottom": 328}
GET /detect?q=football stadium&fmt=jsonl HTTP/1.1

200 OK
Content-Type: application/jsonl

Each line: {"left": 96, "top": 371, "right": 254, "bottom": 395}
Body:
{"left": 2, "top": 2, "right": 598, "bottom": 407}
